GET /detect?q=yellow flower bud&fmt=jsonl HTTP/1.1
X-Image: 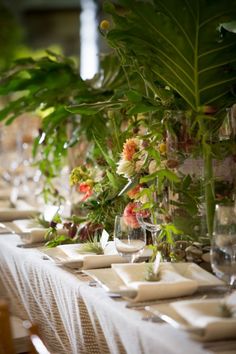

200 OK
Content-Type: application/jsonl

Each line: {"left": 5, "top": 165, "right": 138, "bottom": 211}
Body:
{"left": 159, "top": 142, "right": 167, "bottom": 154}
{"left": 100, "top": 20, "right": 110, "bottom": 31}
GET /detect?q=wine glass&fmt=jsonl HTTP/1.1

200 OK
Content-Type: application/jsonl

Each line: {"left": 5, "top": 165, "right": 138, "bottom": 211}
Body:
{"left": 114, "top": 215, "right": 146, "bottom": 263}
{"left": 137, "top": 211, "right": 162, "bottom": 245}
{"left": 210, "top": 204, "right": 236, "bottom": 291}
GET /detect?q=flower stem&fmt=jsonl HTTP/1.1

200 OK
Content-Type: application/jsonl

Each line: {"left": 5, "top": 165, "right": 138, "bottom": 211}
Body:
{"left": 203, "top": 144, "right": 215, "bottom": 238}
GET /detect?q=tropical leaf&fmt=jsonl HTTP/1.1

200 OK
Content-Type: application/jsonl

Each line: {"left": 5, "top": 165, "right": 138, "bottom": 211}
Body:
{"left": 221, "top": 21, "right": 236, "bottom": 33}
{"left": 91, "top": 53, "right": 128, "bottom": 90}
{"left": 66, "top": 100, "right": 124, "bottom": 115}
{"left": 106, "top": 0, "right": 236, "bottom": 113}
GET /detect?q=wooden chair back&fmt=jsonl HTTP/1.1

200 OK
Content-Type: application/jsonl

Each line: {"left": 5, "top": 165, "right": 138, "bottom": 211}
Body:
{"left": 23, "top": 321, "right": 51, "bottom": 354}
{"left": 0, "top": 299, "right": 15, "bottom": 354}
{"left": 0, "top": 299, "right": 51, "bottom": 354}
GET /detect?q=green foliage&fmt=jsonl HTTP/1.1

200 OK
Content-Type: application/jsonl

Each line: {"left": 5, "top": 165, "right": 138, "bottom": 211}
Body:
{"left": 79, "top": 177, "right": 128, "bottom": 234}
{"left": 0, "top": 1, "right": 23, "bottom": 70}
{"left": 77, "top": 240, "right": 104, "bottom": 255}
{"left": 158, "top": 223, "right": 182, "bottom": 244}
{"left": 45, "top": 235, "right": 76, "bottom": 248}
{"left": 35, "top": 215, "right": 50, "bottom": 228}
{"left": 219, "top": 303, "right": 236, "bottom": 318}
{"left": 140, "top": 169, "right": 180, "bottom": 184}
{"left": 105, "top": 0, "right": 236, "bottom": 114}
{"left": 145, "top": 263, "right": 160, "bottom": 282}
{"left": 0, "top": 52, "right": 136, "bottom": 205}
{"left": 103, "top": 0, "right": 236, "bottom": 241}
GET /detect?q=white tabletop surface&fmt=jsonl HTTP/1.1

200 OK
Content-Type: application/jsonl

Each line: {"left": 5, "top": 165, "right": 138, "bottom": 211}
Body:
{"left": 0, "top": 233, "right": 233, "bottom": 354}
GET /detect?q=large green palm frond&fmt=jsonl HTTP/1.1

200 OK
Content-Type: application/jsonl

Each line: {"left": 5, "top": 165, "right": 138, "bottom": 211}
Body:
{"left": 105, "top": 0, "right": 236, "bottom": 113}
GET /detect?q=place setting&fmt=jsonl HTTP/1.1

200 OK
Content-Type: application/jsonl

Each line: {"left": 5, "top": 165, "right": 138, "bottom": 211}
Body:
{"left": 83, "top": 213, "right": 221, "bottom": 299}
{"left": 82, "top": 206, "right": 236, "bottom": 351}
{"left": 43, "top": 232, "right": 126, "bottom": 270}
{"left": 0, "top": 199, "right": 39, "bottom": 222}
{"left": 144, "top": 292, "right": 236, "bottom": 341}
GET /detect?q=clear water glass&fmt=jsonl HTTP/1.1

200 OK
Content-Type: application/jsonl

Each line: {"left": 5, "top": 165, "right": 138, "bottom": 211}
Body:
{"left": 114, "top": 215, "right": 146, "bottom": 263}
{"left": 210, "top": 204, "right": 236, "bottom": 290}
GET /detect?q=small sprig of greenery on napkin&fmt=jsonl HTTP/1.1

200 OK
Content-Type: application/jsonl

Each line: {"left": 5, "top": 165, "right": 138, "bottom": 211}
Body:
{"left": 219, "top": 303, "right": 236, "bottom": 318}
{"left": 145, "top": 252, "right": 161, "bottom": 282}
{"left": 77, "top": 238, "right": 104, "bottom": 255}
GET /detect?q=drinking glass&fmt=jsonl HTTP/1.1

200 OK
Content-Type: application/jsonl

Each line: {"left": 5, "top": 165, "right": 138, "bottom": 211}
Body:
{"left": 114, "top": 215, "right": 146, "bottom": 263}
{"left": 137, "top": 211, "right": 162, "bottom": 245}
{"left": 210, "top": 204, "right": 236, "bottom": 290}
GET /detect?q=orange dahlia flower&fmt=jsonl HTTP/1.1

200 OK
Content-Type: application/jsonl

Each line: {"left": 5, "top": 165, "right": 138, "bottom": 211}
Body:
{"left": 122, "top": 138, "right": 139, "bottom": 161}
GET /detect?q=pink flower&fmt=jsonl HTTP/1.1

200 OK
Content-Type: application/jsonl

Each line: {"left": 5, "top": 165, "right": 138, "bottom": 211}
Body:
{"left": 123, "top": 202, "right": 149, "bottom": 228}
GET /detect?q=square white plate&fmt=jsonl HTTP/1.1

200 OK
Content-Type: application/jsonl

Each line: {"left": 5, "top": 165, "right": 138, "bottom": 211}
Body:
{"left": 84, "top": 263, "right": 224, "bottom": 298}
{"left": 43, "top": 245, "right": 126, "bottom": 270}
{"left": 145, "top": 302, "right": 204, "bottom": 335}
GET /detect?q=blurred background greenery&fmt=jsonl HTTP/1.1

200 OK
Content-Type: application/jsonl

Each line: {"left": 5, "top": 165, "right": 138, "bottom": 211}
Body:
{"left": 0, "top": 0, "right": 111, "bottom": 70}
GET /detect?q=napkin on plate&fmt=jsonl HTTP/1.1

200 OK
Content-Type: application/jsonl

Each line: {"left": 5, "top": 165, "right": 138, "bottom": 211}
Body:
{"left": 54, "top": 242, "right": 125, "bottom": 270}
{"left": 0, "top": 201, "right": 38, "bottom": 221}
{"left": 13, "top": 219, "right": 66, "bottom": 244}
{"left": 171, "top": 292, "right": 236, "bottom": 341}
{"left": 112, "top": 263, "right": 199, "bottom": 302}
{"left": 0, "top": 187, "right": 25, "bottom": 200}
{"left": 19, "top": 229, "right": 48, "bottom": 244}
{"left": 0, "top": 187, "right": 13, "bottom": 200}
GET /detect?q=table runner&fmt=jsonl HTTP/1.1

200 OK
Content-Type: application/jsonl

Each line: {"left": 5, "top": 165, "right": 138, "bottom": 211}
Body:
{"left": 0, "top": 234, "right": 215, "bottom": 354}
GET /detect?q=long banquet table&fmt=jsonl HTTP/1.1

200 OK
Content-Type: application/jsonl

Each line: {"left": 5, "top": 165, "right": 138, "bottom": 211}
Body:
{"left": 0, "top": 233, "right": 231, "bottom": 354}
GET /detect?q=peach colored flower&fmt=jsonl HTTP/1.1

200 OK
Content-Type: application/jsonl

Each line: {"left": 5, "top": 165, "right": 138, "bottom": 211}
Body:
{"left": 127, "top": 185, "right": 141, "bottom": 199}
{"left": 123, "top": 202, "right": 149, "bottom": 228}
{"left": 123, "top": 202, "right": 140, "bottom": 228}
{"left": 77, "top": 182, "right": 93, "bottom": 201}
{"left": 122, "top": 138, "right": 139, "bottom": 161}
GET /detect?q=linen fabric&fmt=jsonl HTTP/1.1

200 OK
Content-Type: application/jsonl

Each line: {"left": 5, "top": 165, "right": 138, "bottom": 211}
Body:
{"left": 0, "top": 234, "right": 208, "bottom": 354}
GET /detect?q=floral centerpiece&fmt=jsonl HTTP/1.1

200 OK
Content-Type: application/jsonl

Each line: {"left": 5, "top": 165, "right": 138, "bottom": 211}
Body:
{"left": 101, "top": 0, "right": 236, "bottom": 242}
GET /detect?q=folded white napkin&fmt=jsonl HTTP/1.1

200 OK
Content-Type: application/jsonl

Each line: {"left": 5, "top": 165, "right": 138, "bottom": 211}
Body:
{"left": 0, "top": 201, "right": 38, "bottom": 221}
{"left": 112, "top": 263, "right": 199, "bottom": 302}
{"left": 0, "top": 187, "right": 25, "bottom": 200}
{"left": 19, "top": 229, "right": 47, "bottom": 244}
{"left": 13, "top": 219, "right": 67, "bottom": 244}
{"left": 171, "top": 292, "right": 236, "bottom": 341}
{"left": 56, "top": 242, "right": 125, "bottom": 270}
{"left": 0, "top": 188, "right": 13, "bottom": 200}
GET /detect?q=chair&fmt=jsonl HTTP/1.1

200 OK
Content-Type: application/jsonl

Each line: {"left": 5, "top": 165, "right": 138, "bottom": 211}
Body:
{"left": 0, "top": 299, "right": 15, "bottom": 354}
{"left": 0, "top": 299, "right": 50, "bottom": 354}
{"left": 23, "top": 321, "right": 51, "bottom": 354}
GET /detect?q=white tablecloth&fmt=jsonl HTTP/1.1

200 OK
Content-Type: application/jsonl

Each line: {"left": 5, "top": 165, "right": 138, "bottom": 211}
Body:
{"left": 0, "top": 234, "right": 217, "bottom": 354}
